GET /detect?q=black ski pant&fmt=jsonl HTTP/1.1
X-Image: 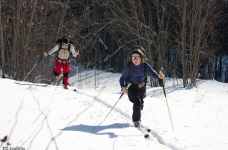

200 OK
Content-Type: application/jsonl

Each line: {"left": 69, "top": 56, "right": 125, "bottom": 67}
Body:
{"left": 127, "top": 85, "right": 146, "bottom": 122}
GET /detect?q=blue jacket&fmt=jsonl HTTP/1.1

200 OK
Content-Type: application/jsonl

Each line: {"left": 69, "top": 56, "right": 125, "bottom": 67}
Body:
{"left": 119, "top": 62, "right": 159, "bottom": 87}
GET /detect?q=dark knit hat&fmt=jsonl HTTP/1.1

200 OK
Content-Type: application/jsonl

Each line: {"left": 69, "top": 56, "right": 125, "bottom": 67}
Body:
{"left": 132, "top": 46, "right": 146, "bottom": 56}
{"left": 130, "top": 50, "right": 141, "bottom": 56}
{"left": 61, "top": 35, "right": 70, "bottom": 43}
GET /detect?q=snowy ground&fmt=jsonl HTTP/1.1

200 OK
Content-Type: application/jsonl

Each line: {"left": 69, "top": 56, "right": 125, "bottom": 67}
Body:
{"left": 0, "top": 69, "right": 228, "bottom": 150}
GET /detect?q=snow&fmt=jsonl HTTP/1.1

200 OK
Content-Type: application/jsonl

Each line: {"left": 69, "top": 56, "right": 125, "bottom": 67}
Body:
{"left": 0, "top": 70, "right": 228, "bottom": 150}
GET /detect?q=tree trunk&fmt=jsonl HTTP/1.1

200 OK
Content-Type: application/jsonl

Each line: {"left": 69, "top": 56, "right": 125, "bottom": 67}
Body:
{"left": 0, "top": 0, "right": 5, "bottom": 78}
{"left": 22, "top": 0, "right": 37, "bottom": 81}
{"left": 181, "top": 0, "right": 188, "bottom": 87}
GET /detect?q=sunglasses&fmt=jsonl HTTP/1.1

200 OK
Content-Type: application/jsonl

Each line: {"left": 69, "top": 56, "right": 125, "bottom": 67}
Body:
{"left": 132, "top": 56, "right": 141, "bottom": 60}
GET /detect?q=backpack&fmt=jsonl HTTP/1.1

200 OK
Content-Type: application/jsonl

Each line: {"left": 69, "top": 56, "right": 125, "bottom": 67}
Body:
{"left": 126, "top": 61, "right": 147, "bottom": 83}
{"left": 56, "top": 39, "right": 73, "bottom": 61}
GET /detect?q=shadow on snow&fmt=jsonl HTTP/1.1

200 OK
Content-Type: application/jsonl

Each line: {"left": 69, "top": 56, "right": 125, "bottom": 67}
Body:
{"left": 62, "top": 123, "right": 130, "bottom": 138}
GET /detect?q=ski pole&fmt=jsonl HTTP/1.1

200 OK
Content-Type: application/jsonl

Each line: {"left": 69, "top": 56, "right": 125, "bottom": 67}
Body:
{"left": 159, "top": 69, "right": 174, "bottom": 132}
{"left": 23, "top": 55, "right": 43, "bottom": 81}
{"left": 99, "top": 82, "right": 132, "bottom": 124}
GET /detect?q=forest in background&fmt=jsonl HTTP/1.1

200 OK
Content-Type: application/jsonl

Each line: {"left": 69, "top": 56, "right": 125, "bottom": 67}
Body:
{"left": 0, "top": 0, "right": 228, "bottom": 87}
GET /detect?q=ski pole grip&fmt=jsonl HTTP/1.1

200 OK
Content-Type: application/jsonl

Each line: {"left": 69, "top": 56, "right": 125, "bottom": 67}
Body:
{"left": 159, "top": 68, "right": 164, "bottom": 74}
{"left": 125, "top": 83, "right": 132, "bottom": 90}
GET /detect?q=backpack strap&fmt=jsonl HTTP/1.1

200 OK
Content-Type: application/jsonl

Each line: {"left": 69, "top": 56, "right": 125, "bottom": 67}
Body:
{"left": 67, "top": 44, "right": 71, "bottom": 60}
{"left": 56, "top": 42, "right": 63, "bottom": 59}
{"left": 143, "top": 62, "right": 147, "bottom": 82}
{"left": 128, "top": 62, "right": 134, "bottom": 77}
{"left": 143, "top": 62, "right": 147, "bottom": 76}
{"left": 58, "top": 42, "right": 62, "bottom": 51}
{"left": 68, "top": 44, "right": 71, "bottom": 53}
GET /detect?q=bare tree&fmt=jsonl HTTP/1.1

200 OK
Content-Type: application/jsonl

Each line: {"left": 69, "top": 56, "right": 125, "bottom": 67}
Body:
{"left": 170, "top": 0, "right": 225, "bottom": 87}
{"left": 0, "top": 0, "right": 228, "bottom": 85}
{"left": 108, "top": 0, "right": 173, "bottom": 86}
{"left": 0, "top": 0, "right": 5, "bottom": 78}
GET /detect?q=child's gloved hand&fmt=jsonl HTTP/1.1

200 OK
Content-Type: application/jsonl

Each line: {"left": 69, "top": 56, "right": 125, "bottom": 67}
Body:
{"left": 158, "top": 72, "right": 164, "bottom": 79}
{"left": 43, "top": 51, "right": 48, "bottom": 56}
{"left": 121, "top": 87, "right": 128, "bottom": 93}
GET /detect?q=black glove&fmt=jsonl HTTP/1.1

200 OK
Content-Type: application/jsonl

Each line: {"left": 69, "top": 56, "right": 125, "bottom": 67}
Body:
{"left": 159, "top": 78, "right": 163, "bottom": 87}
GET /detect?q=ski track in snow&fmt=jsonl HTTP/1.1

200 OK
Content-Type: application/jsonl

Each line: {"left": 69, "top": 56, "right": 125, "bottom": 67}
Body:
{"left": 73, "top": 73, "right": 182, "bottom": 150}
{"left": 88, "top": 94, "right": 182, "bottom": 150}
